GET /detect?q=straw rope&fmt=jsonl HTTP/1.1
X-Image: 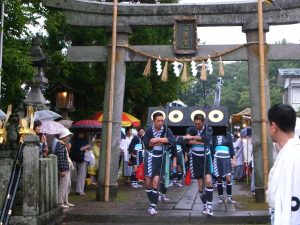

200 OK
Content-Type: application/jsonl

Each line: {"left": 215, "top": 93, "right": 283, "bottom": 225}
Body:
{"left": 119, "top": 42, "right": 259, "bottom": 62}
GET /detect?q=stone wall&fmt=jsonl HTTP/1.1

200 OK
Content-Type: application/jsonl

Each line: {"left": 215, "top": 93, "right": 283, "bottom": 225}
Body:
{"left": 0, "top": 135, "right": 62, "bottom": 225}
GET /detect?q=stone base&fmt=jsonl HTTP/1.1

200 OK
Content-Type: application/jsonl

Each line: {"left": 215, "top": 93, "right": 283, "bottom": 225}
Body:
{"left": 10, "top": 207, "right": 63, "bottom": 225}
{"left": 0, "top": 149, "right": 19, "bottom": 158}
{"left": 96, "top": 184, "right": 118, "bottom": 201}
{"left": 255, "top": 187, "right": 265, "bottom": 203}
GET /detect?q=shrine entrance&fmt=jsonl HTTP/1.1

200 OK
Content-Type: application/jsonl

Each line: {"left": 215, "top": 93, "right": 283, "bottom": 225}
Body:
{"left": 43, "top": 0, "right": 300, "bottom": 202}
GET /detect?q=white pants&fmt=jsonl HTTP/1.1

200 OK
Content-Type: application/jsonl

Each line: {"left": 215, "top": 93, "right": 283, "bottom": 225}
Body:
{"left": 58, "top": 170, "right": 71, "bottom": 204}
{"left": 73, "top": 161, "right": 87, "bottom": 193}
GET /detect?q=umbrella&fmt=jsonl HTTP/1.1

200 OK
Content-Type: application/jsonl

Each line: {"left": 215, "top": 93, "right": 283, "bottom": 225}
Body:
{"left": 58, "top": 119, "right": 74, "bottom": 128}
{"left": 34, "top": 110, "right": 62, "bottom": 121}
{"left": 0, "top": 110, "right": 7, "bottom": 120}
{"left": 70, "top": 120, "right": 102, "bottom": 131}
{"left": 40, "top": 120, "right": 65, "bottom": 135}
{"left": 92, "top": 111, "right": 140, "bottom": 127}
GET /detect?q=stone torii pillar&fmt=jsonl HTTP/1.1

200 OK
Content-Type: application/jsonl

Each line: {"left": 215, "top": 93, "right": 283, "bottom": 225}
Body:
{"left": 97, "top": 26, "right": 132, "bottom": 200}
{"left": 243, "top": 22, "right": 274, "bottom": 202}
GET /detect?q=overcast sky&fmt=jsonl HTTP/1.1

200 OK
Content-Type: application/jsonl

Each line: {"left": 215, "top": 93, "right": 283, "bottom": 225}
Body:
{"left": 179, "top": 0, "right": 300, "bottom": 44}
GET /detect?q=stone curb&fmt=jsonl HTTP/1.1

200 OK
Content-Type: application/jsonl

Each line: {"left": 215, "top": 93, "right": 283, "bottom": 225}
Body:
{"left": 64, "top": 210, "right": 270, "bottom": 224}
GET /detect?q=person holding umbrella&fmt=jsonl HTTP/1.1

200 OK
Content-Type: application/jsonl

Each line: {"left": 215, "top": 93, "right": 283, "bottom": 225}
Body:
{"left": 70, "top": 132, "right": 90, "bottom": 195}
{"left": 34, "top": 120, "right": 49, "bottom": 158}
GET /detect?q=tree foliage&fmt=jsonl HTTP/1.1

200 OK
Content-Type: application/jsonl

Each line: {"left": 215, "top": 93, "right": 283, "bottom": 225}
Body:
{"left": 43, "top": 9, "right": 108, "bottom": 120}
{"left": 179, "top": 59, "right": 300, "bottom": 116}
{"left": 43, "top": 0, "right": 181, "bottom": 122}
{"left": 1, "top": 0, "right": 45, "bottom": 109}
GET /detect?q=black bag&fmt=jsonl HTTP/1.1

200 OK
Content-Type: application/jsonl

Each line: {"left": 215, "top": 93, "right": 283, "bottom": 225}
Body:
{"left": 70, "top": 147, "right": 85, "bottom": 162}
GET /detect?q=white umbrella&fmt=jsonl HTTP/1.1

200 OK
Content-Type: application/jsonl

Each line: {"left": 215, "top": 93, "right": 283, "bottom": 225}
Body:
{"left": 58, "top": 119, "right": 73, "bottom": 128}
{"left": 34, "top": 110, "right": 61, "bottom": 121}
{"left": 0, "top": 110, "right": 7, "bottom": 120}
{"left": 40, "top": 120, "right": 65, "bottom": 135}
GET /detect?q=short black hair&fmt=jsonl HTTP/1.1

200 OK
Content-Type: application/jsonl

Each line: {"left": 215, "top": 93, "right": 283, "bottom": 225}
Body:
{"left": 153, "top": 112, "right": 164, "bottom": 121}
{"left": 233, "top": 132, "right": 240, "bottom": 139}
{"left": 137, "top": 127, "right": 144, "bottom": 132}
{"left": 268, "top": 104, "right": 296, "bottom": 133}
{"left": 125, "top": 127, "right": 132, "bottom": 133}
{"left": 194, "top": 114, "right": 205, "bottom": 122}
{"left": 33, "top": 120, "right": 42, "bottom": 129}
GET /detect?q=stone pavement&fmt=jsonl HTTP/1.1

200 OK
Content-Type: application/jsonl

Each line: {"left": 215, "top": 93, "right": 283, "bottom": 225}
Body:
{"left": 58, "top": 180, "right": 270, "bottom": 225}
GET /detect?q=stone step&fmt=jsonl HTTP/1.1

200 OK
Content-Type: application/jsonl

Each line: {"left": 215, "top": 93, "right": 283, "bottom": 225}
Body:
{"left": 63, "top": 210, "right": 270, "bottom": 224}
{"left": 65, "top": 223, "right": 268, "bottom": 225}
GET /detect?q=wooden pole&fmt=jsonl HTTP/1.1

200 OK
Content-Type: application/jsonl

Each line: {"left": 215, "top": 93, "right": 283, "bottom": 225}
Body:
{"left": 257, "top": 0, "right": 269, "bottom": 193}
{"left": 0, "top": 1, "right": 4, "bottom": 103}
{"left": 104, "top": 0, "right": 118, "bottom": 202}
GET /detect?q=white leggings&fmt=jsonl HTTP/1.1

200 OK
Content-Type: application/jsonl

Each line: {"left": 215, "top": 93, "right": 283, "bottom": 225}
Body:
{"left": 58, "top": 170, "right": 71, "bottom": 204}
{"left": 73, "top": 161, "right": 87, "bottom": 193}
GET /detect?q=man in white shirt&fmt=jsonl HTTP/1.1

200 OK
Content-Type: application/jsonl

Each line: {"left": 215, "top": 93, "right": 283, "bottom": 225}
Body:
{"left": 233, "top": 133, "right": 244, "bottom": 182}
{"left": 267, "top": 104, "right": 300, "bottom": 225}
{"left": 123, "top": 127, "right": 134, "bottom": 180}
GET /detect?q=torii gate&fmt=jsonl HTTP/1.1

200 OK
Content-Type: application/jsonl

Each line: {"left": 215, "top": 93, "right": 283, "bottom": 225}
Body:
{"left": 43, "top": 0, "right": 300, "bottom": 202}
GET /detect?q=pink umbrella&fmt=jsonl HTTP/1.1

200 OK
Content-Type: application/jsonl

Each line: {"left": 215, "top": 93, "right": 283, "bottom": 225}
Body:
{"left": 40, "top": 121, "right": 65, "bottom": 135}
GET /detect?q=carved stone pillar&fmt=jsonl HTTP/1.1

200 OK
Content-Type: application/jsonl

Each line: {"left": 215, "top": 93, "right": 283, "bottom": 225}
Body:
{"left": 242, "top": 21, "right": 274, "bottom": 202}
{"left": 97, "top": 26, "right": 132, "bottom": 201}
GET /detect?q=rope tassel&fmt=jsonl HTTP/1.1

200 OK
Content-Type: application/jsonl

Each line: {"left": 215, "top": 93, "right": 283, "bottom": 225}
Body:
{"left": 200, "top": 60, "right": 207, "bottom": 81}
{"left": 143, "top": 58, "right": 151, "bottom": 77}
{"left": 181, "top": 62, "right": 188, "bottom": 82}
{"left": 161, "top": 61, "right": 168, "bottom": 82}
{"left": 219, "top": 56, "right": 225, "bottom": 76}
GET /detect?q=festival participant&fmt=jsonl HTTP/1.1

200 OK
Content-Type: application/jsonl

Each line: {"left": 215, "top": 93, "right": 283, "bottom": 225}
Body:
{"left": 184, "top": 114, "right": 214, "bottom": 216}
{"left": 158, "top": 148, "right": 175, "bottom": 202}
{"left": 170, "top": 135, "right": 187, "bottom": 187}
{"left": 128, "top": 127, "right": 145, "bottom": 188}
{"left": 158, "top": 135, "right": 185, "bottom": 202}
{"left": 267, "top": 104, "right": 300, "bottom": 225}
{"left": 212, "top": 127, "right": 236, "bottom": 205}
{"left": 143, "top": 112, "right": 175, "bottom": 215}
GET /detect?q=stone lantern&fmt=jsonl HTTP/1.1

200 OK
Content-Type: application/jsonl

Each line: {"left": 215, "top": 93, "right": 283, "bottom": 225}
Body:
{"left": 55, "top": 82, "right": 76, "bottom": 119}
{"left": 24, "top": 37, "right": 48, "bottom": 109}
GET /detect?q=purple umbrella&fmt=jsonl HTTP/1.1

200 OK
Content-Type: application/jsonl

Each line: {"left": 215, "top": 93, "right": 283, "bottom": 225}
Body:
{"left": 41, "top": 121, "right": 65, "bottom": 135}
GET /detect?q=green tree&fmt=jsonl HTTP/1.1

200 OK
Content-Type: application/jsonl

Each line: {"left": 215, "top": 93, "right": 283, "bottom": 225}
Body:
{"left": 1, "top": 0, "right": 45, "bottom": 109}
{"left": 43, "top": 10, "right": 108, "bottom": 120}
{"left": 180, "top": 56, "right": 300, "bottom": 116}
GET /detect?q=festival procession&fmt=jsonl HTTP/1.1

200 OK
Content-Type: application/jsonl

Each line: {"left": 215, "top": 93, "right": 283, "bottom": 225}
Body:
{"left": 0, "top": 0, "right": 300, "bottom": 225}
